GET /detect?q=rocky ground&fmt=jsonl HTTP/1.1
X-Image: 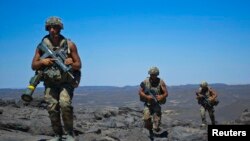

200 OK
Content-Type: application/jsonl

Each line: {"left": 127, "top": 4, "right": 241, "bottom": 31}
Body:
{"left": 0, "top": 98, "right": 249, "bottom": 141}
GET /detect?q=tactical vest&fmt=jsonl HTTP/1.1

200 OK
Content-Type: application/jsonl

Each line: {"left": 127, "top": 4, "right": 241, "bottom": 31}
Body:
{"left": 142, "top": 77, "right": 166, "bottom": 104}
{"left": 198, "top": 87, "right": 219, "bottom": 106}
{"left": 40, "top": 35, "right": 71, "bottom": 86}
{"left": 199, "top": 87, "right": 212, "bottom": 97}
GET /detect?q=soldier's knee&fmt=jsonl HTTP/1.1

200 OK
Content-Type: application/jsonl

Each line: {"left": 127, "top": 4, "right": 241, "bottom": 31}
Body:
{"left": 143, "top": 108, "right": 151, "bottom": 120}
{"left": 59, "top": 100, "right": 72, "bottom": 110}
{"left": 59, "top": 90, "right": 72, "bottom": 111}
{"left": 59, "top": 102, "right": 73, "bottom": 117}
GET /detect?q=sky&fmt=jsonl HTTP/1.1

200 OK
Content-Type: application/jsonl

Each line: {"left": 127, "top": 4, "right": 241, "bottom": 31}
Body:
{"left": 0, "top": 0, "right": 249, "bottom": 88}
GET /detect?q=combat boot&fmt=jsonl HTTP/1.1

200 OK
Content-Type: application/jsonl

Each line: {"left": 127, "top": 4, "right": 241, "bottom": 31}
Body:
{"left": 200, "top": 120, "right": 207, "bottom": 128}
{"left": 210, "top": 115, "right": 216, "bottom": 125}
{"left": 149, "top": 129, "right": 154, "bottom": 141}
{"left": 211, "top": 119, "right": 217, "bottom": 125}
{"left": 49, "top": 135, "right": 62, "bottom": 141}
{"left": 66, "top": 134, "right": 76, "bottom": 141}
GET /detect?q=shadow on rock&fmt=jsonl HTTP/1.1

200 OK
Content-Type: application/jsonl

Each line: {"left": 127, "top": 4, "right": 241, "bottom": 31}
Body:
{"left": 154, "top": 130, "right": 168, "bottom": 138}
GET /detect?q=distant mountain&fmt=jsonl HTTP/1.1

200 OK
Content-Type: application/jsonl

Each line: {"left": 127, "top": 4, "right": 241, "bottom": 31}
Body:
{"left": 0, "top": 84, "right": 249, "bottom": 123}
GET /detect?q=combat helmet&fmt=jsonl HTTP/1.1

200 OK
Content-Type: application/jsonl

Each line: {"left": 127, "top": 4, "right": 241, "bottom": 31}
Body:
{"left": 45, "top": 16, "right": 64, "bottom": 31}
{"left": 200, "top": 81, "right": 208, "bottom": 88}
{"left": 148, "top": 66, "right": 160, "bottom": 76}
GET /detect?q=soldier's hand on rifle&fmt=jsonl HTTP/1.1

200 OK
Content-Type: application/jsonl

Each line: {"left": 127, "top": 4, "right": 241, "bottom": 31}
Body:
{"left": 208, "top": 97, "right": 214, "bottom": 102}
{"left": 146, "top": 95, "right": 153, "bottom": 102}
{"left": 156, "top": 95, "right": 164, "bottom": 102}
{"left": 64, "top": 58, "right": 73, "bottom": 65}
{"left": 41, "top": 58, "right": 56, "bottom": 66}
{"left": 196, "top": 94, "right": 204, "bottom": 100}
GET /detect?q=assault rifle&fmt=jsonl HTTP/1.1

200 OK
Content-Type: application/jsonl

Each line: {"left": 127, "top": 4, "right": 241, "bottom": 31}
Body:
{"left": 145, "top": 88, "right": 161, "bottom": 106}
{"left": 144, "top": 88, "right": 162, "bottom": 112}
{"left": 21, "top": 42, "right": 79, "bottom": 102}
{"left": 38, "top": 42, "right": 76, "bottom": 80}
{"left": 196, "top": 92, "right": 212, "bottom": 108}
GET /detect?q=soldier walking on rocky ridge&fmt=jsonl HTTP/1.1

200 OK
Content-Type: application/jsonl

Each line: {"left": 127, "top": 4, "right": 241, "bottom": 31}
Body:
{"left": 138, "top": 67, "right": 168, "bottom": 139}
{"left": 31, "top": 16, "right": 82, "bottom": 141}
{"left": 196, "top": 81, "right": 219, "bottom": 127}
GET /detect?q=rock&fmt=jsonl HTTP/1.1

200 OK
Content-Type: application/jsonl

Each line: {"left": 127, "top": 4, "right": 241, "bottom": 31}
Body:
{"left": 235, "top": 109, "right": 250, "bottom": 124}
{"left": 168, "top": 126, "right": 207, "bottom": 141}
{"left": 0, "top": 97, "right": 247, "bottom": 141}
{"left": 0, "top": 99, "right": 17, "bottom": 107}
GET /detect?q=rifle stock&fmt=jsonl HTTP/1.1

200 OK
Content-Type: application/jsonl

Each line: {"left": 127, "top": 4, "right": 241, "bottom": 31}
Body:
{"left": 196, "top": 92, "right": 212, "bottom": 108}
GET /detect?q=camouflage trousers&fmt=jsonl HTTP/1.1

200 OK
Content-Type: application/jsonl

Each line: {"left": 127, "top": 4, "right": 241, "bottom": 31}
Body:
{"left": 143, "top": 104, "right": 162, "bottom": 131}
{"left": 44, "top": 84, "right": 74, "bottom": 135}
{"left": 200, "top": 106, "right": 216, "bottom": 125}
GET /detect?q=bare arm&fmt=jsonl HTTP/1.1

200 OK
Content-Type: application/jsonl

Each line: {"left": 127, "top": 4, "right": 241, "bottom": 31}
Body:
{"left": 31, "top": 48, "right": 55, "bottom": 70}
{"left": 157, "top": 80, "right": 168, "bottom": 101}
{"left": 209, "top": 88, "right": 217, "bottom": 100}
{"left": 161, "top": 81, "right": 168, "bottom": 98}
{"left": 65, "top": 41, "right": 82, "bottom": 70}
{"left": 31, "top": 49, "right": 43, "bottom": 70}
{"left": 196, "top": 88, "right": 203, "bottom": 99}
{"left": 138, "top": 82, "right": 153, "bottom": 102}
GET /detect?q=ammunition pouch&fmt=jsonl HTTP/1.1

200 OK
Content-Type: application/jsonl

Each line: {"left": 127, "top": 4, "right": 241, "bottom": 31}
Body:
{"left": 43, "top": 67, "right": 62, "bottom": 81}
{"left": 140, "top": 93, "right": 166, "bottom": 105}
{"left": 69, "top": 70, "right": 81, "bottom": 88}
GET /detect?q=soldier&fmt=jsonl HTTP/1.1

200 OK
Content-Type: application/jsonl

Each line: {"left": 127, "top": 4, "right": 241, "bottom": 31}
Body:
{"left": 196, "top": 81, "right": 218, "bottom": 126}
{"left": 32, "top": 16, "right": 82, "bottom": 141}
{"left": 139, "top": 67, "right": 168, "bottom": 138}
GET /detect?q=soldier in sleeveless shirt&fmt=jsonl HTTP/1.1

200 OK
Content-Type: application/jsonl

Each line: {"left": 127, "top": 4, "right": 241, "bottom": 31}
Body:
{"left": 32, "top": 16, "right": 82, "bottom": 141}
{"left": 139, "top": 67, "right": 168, "bottom": 138}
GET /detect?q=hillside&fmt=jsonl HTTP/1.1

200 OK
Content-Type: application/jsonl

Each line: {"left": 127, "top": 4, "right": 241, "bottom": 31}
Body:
{"left": 0, "top": 84, "right": 249, "bottom": 141}
{"left": 0, "top": 84, "right": 250, "bottom": 122}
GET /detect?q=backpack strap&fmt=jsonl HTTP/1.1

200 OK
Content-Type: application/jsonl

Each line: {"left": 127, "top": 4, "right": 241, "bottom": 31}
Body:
{"left": 41, "top": 35, "right": 70, "bottom": 55}
{"left": 144, "top": 77, "right": 163, "bottom": 95}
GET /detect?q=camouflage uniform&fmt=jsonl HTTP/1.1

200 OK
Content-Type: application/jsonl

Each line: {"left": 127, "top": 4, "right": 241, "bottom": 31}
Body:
{"left": 44, "top": 84, "right": 74, "bottom": 136}
{"left": 143, "top": 102, "right": 162, "bottom": 131}
{"left": 140, "top": 67, "right": 167, "bottom": 131}
{"left": 41, "top": 35, "right": 76, "bottom": 137}
{"left": 40, "top": 16, "right": 79, "bottom": 141}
